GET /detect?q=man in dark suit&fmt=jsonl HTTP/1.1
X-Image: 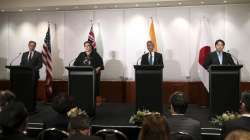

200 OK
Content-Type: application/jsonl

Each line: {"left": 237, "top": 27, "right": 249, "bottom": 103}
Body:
{"left": 222, "top": 91, "right": 250, "bottom": 138}
{"left": 141, "top": 40, "right": 164, "bottom": 66}
{"left": 203, "top": 39, "right": 235, "bottom": 70}
{"left": 20, "top": 41, "right": 43, "bottom": 79}
{"left": 167, "top": 92, "right": 201, "bottom": 140}
{"left": 20, "top": 41, "right": 42, "bottom": 111}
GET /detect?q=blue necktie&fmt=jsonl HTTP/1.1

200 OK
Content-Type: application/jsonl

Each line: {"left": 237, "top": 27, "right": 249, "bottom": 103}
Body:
{"left": 149, "top": 53, "right": 153, "bottom": 65}
{"left": 218, "top": 52, "right": 223, "bottom": 64}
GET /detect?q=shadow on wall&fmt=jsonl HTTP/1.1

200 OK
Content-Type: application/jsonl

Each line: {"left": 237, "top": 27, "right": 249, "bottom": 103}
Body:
{"left": 190, "top": 41, "right": 200, "bottom": 81}
{"left": 102, "top": 51, "right": 124, "bottom": 80}
{"left": 52, "top": 24, "right": 64, "bottom": 80}
{"left": 163, "top": 50, "right": 182, "bottom": 80}
{"left": 0, "top": 57, "right": 8, "bottom": 79}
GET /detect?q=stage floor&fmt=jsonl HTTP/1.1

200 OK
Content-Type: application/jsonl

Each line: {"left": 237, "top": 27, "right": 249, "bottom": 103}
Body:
{"left": 29, "top": 102, "right": 211, "bottom": 128}
{"left": 27, "top": 102, "right": 222, "bottom": 140}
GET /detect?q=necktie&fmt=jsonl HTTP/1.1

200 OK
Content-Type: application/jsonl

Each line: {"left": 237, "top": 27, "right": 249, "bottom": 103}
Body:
{"left": 149, "top": 53, "right": 153, "bottom": 65}
{"left": 218, "top": 52, "right": 222, "bottom": 64}
{"left": 28, "top": 52, "right": 32, "bottom": 62}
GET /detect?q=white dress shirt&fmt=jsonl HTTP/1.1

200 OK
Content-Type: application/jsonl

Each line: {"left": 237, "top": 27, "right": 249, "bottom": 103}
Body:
{"left": 148, "top": 52, "right": 155, "bottom": 65}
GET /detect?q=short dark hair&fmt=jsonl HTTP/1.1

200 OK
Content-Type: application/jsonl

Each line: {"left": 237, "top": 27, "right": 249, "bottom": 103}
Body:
{"left": 0, "top": 101, "right": 28, "bottom": 134}
{"left": 0, "top": 90, "right": 16, "bottom": 110}
{"left": 215, "top": 39, "right": 225, "bottom": 46}
{"left": 170, "top": 91, "right": 188, "bottom": 114}
{"left": 28, "top": 40, "right": 36, "bottom": 46}
{"left": 84, "top": 41, "right": 94, "bottom": 49}
{"left": 52, "top": 94, "right": 75, "bottom": 115}
{"left": 147, "top": 40, "right": 154, "bottom": 45}
{"left": 241, "top": 91, "right": 250, "bottom": 112}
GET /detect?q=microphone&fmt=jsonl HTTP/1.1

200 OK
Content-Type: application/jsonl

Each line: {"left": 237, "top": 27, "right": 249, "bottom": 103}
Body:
{"left": 9, "top": 52, "right": 22, "bottom": 66}
{"left": 136, "top": 51, "right": 146, "bottom": 65}
{"left": 68, "top": 57, "right": 77, "bottom": 66}
{"left": 227, "top": 50, "right": 239, "bottom": 65}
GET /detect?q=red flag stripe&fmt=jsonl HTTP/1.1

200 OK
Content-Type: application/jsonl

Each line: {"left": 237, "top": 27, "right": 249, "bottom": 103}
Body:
{"left": 198, "top": 46, "right": 211, "bottom": 65}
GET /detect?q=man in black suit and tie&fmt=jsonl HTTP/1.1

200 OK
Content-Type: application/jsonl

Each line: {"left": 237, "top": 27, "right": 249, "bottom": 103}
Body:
{"left": 20, "top": 41, "right": 42, "bottom": 111}
{"left": 203, "top": 39, "right": 235, "bottom": 70}
{"left": 222, "top": 91, "right": 250, "bottom": 138}
{"left": 167, "top": 92, "right": 201, "bottom": 140}
{"left": 20, "top": 41, "right": 43, "bottom": 79}
{"left": 141, "top": 40, "right": 164, "bottom": 66}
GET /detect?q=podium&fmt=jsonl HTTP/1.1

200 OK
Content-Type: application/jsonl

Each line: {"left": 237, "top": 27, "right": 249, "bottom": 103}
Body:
{"left": 65, "top": 66, "right": 96, "bottom": 116}
{"left": 6, "top": 65, "right": 36, "bottom": 112}
{"left": 209, "top": 65, "right": 243, "bottom": 116}
{"left": 134, "top": 65, "right": 163, "bottom": 113}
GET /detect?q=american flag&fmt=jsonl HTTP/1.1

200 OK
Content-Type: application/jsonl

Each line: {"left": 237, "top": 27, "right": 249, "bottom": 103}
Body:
{"left": 88, "top": 25, "right": 96, "bottom": 50}
{"left": 42, "top": 25, "right": 53, "bottom": 97}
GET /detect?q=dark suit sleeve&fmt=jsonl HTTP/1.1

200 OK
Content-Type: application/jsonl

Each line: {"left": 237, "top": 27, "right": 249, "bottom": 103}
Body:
{"left": 34, "top": 52, "right": 42, "bottom": 70}
{"left": 227, "top": 53, "right": 235, "bottom": 65}
{"left": 94, "top": 52, "right": 104, "bottom": 70}
{"left": 222, "top": 121, "right": 232, "bottom": 139}
{"left": 73, "top": 53, "right": 83, "bottom": 66}
{"left": 141, "top": 54, "right": 147, "bottom": 65}
{"left": 203, "top": 53, "right": 211, "bottom": 70}
{"left": 20, "top": 53, "right": 26, "bottom": 66}
{"left": 159, "top": 53, "right": 164, "bottom": 67}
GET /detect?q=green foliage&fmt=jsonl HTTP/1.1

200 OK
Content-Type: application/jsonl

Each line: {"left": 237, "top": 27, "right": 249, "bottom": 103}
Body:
{"left": 210, "top": 111, "right": 241, "bottom": 126}
{"left": 129, "top": 109, "right": 160, "bottom": 125}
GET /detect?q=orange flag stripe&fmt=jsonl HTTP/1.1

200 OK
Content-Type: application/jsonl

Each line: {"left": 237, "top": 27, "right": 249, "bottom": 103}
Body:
{"left": 149, "top": 18, "right": 158, "bottom": 52}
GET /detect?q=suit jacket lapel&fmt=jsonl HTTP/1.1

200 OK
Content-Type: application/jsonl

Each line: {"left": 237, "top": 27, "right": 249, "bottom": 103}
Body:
{"left": 153, "top": 53, "right": 157, "bottom": 65}
{"left": 222, "top": 52, "right": 227, "bottom": 65}
{"left": 25, "top": 52, "right": 29, "bottom": 62}
{"left": 214, "top": 52, "right": 220, "bottom": 64}
{"left": 147, "top": 53, "right": 150, "bottom": 65}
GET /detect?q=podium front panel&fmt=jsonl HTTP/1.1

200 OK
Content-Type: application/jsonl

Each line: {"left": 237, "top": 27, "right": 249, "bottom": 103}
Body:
{"left": 135, "top": 69, "right": 163, "bottom": 113}
{"left": 8, "top": 66, "right": 36, "bottom": 112}
{"left": 68, "top": 70, "right": 95, "bottom": 116}
{"left": 209, "top": 70, "right": 240, "bottom": 115}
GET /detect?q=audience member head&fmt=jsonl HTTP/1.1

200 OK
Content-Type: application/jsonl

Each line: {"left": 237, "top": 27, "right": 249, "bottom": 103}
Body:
{"left": 51, "top": 94, "right": 75, "bottom": 115}
{"left": 67, "top": 108, "right": 90, "bottom": 136}
{"left": 239, "top": 91, "right": 250, "bottom": 114}
{"left": 0, "top": 90, "right": 16, "bottom": 112}
{"left": 138, "top": 114, "right": 170, "bottom": 140}
{"left": 170, "top": 91, "right": 188, "bottom": 114}
{"left": 225, "top": 129, "right": 250, "bottom": 140}
{"left": 0, "top": 101, "right": 28, "bottom": 135}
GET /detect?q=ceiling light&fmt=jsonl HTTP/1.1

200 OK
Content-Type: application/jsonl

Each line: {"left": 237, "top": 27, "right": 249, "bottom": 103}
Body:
{"left": 156, "top": 3, "right": 160, "bottom": 6}
{"left": 18, "top": 9, "right": 23, "bottom": 12}
{"left": 135, "top": 4, "right": 139, "bottom": 7}
{"left": 36, "top": 8, "right": 41, "bottom": 11}
{"left": 224, "top": 0, "right": 228, "bottom": 3}
{"left": 200, "top": 1, "right": 205, "bottom": 4}
{"left": 178, "top": 2, "right": 182, "bottom": 5}
{"left": 1, "top": 9, "right": 5, "bottom": 12}
{"left": 55, "top": 8, "right": 59, "bottom": 10}
{"left": 114, "top": 5, "right": 118, "bottom": 8}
